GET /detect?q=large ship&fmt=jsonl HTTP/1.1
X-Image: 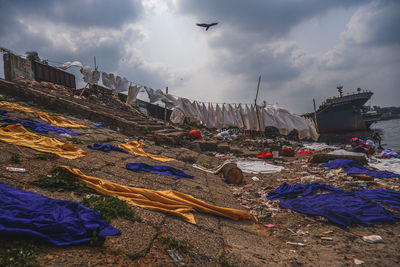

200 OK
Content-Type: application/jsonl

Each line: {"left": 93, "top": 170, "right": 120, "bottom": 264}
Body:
{"left": 314, "top": 86, "right": 375, "bottom": 133}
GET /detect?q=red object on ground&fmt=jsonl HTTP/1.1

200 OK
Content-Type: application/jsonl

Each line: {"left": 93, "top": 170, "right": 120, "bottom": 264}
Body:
{"left": 188, "top": 129, "right": 202, "bottom": 140}
{"left": 298, "top": 150, "right": 313, "bottom": 154}
{"left": 257, "top": 151, "right": 273, "bottom": 159}
{"left": 282, "top": 147, "right": 295, "bottom": 157}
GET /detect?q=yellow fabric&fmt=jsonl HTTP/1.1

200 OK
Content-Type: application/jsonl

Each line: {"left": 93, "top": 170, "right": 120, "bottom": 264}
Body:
{"left": 0, "top": 101, "right": 87, "bottom": 128}
{"left": 59, "top": 166, "right": 251, "bottom": 224}
{"left": 118, "top": 141, "right": 174, "bottom": 162}
{"left": 0, "top": 124, "right": 86, "bottom": 159}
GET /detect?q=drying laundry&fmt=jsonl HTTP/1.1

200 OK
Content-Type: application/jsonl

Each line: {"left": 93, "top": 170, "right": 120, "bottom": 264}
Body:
{"left": 0, "top": 110, "right": 8, "bottom": 117}
{"left": 88, "top": 144, "right": 128, "bottom": 153}
{"left": 236, "top": 160, "right": 284, "bottom": 174}
{"left": 267, "top": 182, "right": 342, "bottom": 200}
{"left": 323, "top": 159, "right": 400, "bottom": 178}
{"left": 57, "top": 61, "right": 83, "bottom": 70}
{"left": 354, "top": 189, "right": 400, "bottom": 212}
{"left": 0, "top": 101, "right": 87, "bottom": 128}
{"left": 58, "top": 166, "right": 251, "bottom": 224}
{"left": 0, "top": 124, "right": 86, "bottom": 159}
{"left": 279, "top": 191, "right": 398, "bottom": 228}
{"left": 0, "top": 118, "right": 80, "bottom": 136}
{"left": 380, "top": 149, "right": 400, "bottom": 159}
{"left": 369, "top": 158, "right": 400, "bottom": 174}
{"left": 0, "top": 183, "right": 120, "bottom": 245}
{"left": 118, "top": 141, "right": 174, "bottom": 162}
{"left": 126, "top": 163, "right": 194, "bottom": 179}
{"left": 298, "top": 150, "right": 313, "bottom": 154}
{"left": 81, "top": 66, "right": 100, "bottom": 85}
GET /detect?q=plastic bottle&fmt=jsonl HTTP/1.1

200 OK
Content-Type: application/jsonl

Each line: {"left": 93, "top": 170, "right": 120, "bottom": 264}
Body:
{"left": 6, "top": 167, "right": 26, "bottom": 173}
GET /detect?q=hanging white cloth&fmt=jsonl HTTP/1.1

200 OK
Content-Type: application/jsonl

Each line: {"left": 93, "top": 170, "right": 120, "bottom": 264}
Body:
{"left": 222, "top": 104, "right": 236, "bottom": 127}
{"left": 215, "top": 104, "right": 223, "bottom": 128}
{"left": 102, "top": 72, "right": 116, "bottom": 90}
{"left": 305, "top": 118, "right": 319, "bottom": 141}
{"left": 58, "top": 61, "right": 83, "bottom": 70}
{"left": 234, "top": 104, "right": 244, "bottom": 128}
{"left": 115, "top": 76, "right": 130, "bottom": 94}
{"left": 126, "top": 85, "right": 140, "bottom": 105}
{"left": 80, "top": 66, "right": 100, "bottom": 85}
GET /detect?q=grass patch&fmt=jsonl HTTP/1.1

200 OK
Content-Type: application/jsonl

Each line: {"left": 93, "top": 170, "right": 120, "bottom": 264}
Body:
{"left": 81, "top": 196, "right": 141, "bottom": 223}
{"left": 10, "top": 152, "right": 21, "bottom": 163}
{"left": 219, "top": 253, "right": 237, "bottom": 267}
{"left": 158, "top": 236, "right": 192, "bottom": 255}
{"left": 198, "top": 161, "right": 212, "bottom": 169}
{"left": 0, "top": 239, "right": 40, "bottom": 267}
{"left": 67, "top": 137, "right": 83, "bottom": 144}
{"left": 36, "top": 153, "right": 59, "bottom": 160}
{"left": 31, "top": 167, "right": 93, "bottom": 193}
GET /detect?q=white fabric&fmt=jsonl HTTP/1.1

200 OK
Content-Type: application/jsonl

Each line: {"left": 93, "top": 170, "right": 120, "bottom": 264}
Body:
{"left": 234, "top": 104, "right": 245, "bottom": 128}
{"left": 80, "top": 66, "right": 100, "bottom": 85}
{"left": 102, "top": 72, "right": 116, "bottom": 89}
{"left": 215, "top": 104, "right": 223, "bottom": 128}
{"left": 328, "top": 149, "right": 366, "bottom": 157}
{"left": 303, "top": 142, "right": 335, "bottom": 151}
{"left": 305, "top": 118, "right": 319, "bottom": 141}
{"left": 236, "top": 160, "right": 284, "bottom": 174}
{"left": 126, "top": 85, "right": 140, "bottom": 104}
{"left": 145, "top": 87, "right": 176, "bottom": 105}
{"left": 208, "top": 103, "right": 216, "bottom": 128}
{"left": 222, "top": 104, "right": 236, "bottom": 127}
{"left": 115, "top": 76, "right": 130, "bottom": 94}
{"left": 58, "top": 61, "right": 83, "bottom": 70}
{"left": 369, "top": 158, "right": 400, "bottom": 174}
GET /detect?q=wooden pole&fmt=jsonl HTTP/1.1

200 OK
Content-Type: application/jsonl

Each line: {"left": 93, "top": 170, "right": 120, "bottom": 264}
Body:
{"left": 164, "top": 86, "right": 168, "bottom": 123}
{"left": 254, "top": 75, "right": 264, "bottom": 149}
{"left": 313, "top": 98, "right": 318, "bottom": 132}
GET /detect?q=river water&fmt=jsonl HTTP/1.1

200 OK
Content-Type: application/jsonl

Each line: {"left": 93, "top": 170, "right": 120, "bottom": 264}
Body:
{"left": 371, "top": 119, "right": 400, "bottom": 150}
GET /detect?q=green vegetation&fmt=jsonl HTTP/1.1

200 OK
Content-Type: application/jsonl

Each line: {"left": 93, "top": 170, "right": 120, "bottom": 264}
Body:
{"left": 67, "top": 137, "right": 83, "bottom": 144}
{"left": 198, "top": 161, "right": 212, "bottom": 169}
{"left": 0, "top": 239, "right": 40, "bottom": 267}
{"left": 81, "top": 196, "right": 141, "bottom": 223}
{"left": 219, "top": 253, "right": 237, "bottom": 267}
{"left": 10, "top": 152, "right": 21, "bottom": 163}
{"left": 158, "top": 236, "right": 192, "bottom": 255}
{"left": 32, "top": 167, "right": 93, "bottom": 193}
{"left": 36, "top": 153, "right": 59, "bottom": 160}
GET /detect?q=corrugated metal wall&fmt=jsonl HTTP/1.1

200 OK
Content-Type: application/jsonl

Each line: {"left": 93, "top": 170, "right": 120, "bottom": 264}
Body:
{"left": 33, "top": 61, "right": 76, "bottom": 89}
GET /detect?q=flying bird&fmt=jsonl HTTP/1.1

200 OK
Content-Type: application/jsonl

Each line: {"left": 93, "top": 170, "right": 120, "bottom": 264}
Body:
{"left": 196, "top": 22, "right": 218, "bottom": 31}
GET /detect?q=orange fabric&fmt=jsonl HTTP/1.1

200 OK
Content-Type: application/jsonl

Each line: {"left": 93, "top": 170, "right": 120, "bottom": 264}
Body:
{"left": 118, "top": 141, "right": 174, "bottom": 162}
{"left": 59, "top": 166, "right": 251, "bottom": 224}
{"left": 189, "top": 130, "right": 202, "bottom": 140}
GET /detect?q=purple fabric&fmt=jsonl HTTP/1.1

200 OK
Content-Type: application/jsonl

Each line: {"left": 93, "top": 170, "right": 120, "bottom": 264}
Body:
{"left": 0, "top": 183, "right": 120, "bottom": 245}
{"left": 267, "top": 182, "right": 342, "bottom": 200}
{"left": 126, "top": 162, "right": 194, "bottom": 179}
{"left": 355, "top": 189, "right": 400, "bottom": 212}
{"left": 88, "top": 144, "right": 129, "bottom": 153}
{"left": 323, "top": 159, "right": 400, "bottom": 178}
{"left": 0, "top": 109, "right": 8, "bottom": 117}
{"left": 279, "top": 191, "right": 398, "bottom": 228}
{"left": 0, "top": 118, "right": 80, "bottom": 136}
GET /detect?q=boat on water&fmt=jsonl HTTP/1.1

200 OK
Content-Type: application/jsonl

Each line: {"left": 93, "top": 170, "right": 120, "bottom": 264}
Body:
{"left": 313, "top": 86, "right": 377, "bottom": 133}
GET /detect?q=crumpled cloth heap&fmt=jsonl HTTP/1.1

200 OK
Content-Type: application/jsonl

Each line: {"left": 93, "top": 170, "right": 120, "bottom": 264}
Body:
{"left": 323, "top": 159, "right": 400, "bottom": 178}
{"left": 88, "top": 144, "right": 128, "bottom": 153}
{"left": 267, "top": 182, "right": 341, "bottom": 200}
{"left": 0, "top": 101, "right": 87, "bottom": 128}
{"left": 58, "top": 166, "right": 251, "bottom": 224}
{"left": 118, "top": 141, "right": 174, "bottom": 162}
{"left": 380, "top": 149, "right": 400, "bottom": 159}
{"left": 126, "top": 162, "right": 194, "bottom": 179}
{"left": 0, "top": 118, "right": 80, "bottom": 136}
{"left": 0, "top": 110, "right": 8, "bottom": 117}
{"left": 0, "top": 124, "right": 86, "bottom": 159}
{"left": 0, "top": 183, "right": 120, "bottom": 245}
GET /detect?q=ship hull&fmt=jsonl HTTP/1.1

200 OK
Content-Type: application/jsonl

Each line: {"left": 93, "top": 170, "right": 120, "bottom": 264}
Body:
{"left": 317, "top": 107, "right": 367, "bottom": 133}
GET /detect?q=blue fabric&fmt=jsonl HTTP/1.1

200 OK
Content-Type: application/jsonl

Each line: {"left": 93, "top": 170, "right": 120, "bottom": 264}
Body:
{"left": 323, "top": 159, "right": 400, "bottom": 178}
{"left": 0, "top": 110, "right": 8, "bottom": 117}
{"left": 279, "top": 191, "right": 398, "bottom": 228}
{"left": 93, "top": 122, "right": 105, "bottom": 127}
{"left": 0, "top": 118, "right": 80, "bottom": 136}
{"left": 267, "top": 182, "right": 342, "bottom": 200}
{"left": 126, "top": 163, "right": 194, "bottom": 179}
{"left": 0, "top": 183, "right": 120, "bottom": 245}
{"left": 88, "top": 144, "right": 129, "bottom": 153}
{"left": 380, "top": 149, "right": 400, "bottom": 159}
{"left": 355, "top": 189, "right": 400, "bottom": 212}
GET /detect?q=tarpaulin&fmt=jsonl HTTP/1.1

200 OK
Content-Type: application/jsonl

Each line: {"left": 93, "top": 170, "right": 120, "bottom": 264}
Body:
{"left": 0, "top": 124, "right": 86, "bottom": 159}
{"left": 0, "top": 101, "right": 87, "bottom": 128}
{"left": 267, "top": 182, "right": 341, "bottom": 200}
{"left": 355, "top": 189, "right": 400, "bottom": 212}
{"left": 88, "top": 144, "right": 128, "bottom": 153}
{"left": 0, "top": 110, "right": 8, "bottom": 117}
{"left": 0, "top": 118, "right": 80, "bottom": 136}
{"left": 118, "top": 141, "right": 174, "bottom": 162}
{"left": 58, "top": 166, "right": 251, "bottom": 224}
{"left": 126, "top": 163, "right": 194, "bottom": 179}
{"left": 0, "top": 183, "right": 120, "bottom": 245}
{"left": 279, "top": 191, "right": 398, "bottom": 228}
{"left": 323, "top": 159, "right": 400, "bottom": 178}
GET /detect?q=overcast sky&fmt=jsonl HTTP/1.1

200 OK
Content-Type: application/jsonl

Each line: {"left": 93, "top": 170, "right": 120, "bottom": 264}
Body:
{"left": 0, "top": 0, "right": 399, "bottom": 114}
